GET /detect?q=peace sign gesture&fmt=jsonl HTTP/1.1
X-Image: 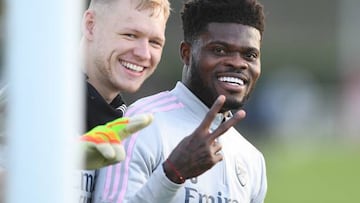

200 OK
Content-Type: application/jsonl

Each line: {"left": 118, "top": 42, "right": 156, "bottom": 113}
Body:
{"left": 163, "top": 95, "right": 246, "bottom": 183}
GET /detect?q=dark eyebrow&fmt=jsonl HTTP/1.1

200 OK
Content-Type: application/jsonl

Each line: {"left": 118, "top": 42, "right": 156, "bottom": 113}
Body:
{"left": 245, "top": 47, "right": 260, "bottom": 54}
{"left": 208, "top": 40, "right": 260, "bottom": 53}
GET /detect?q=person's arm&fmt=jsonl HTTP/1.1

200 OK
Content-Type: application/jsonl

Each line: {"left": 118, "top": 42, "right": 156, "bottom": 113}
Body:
{"left": 79, "top": 113, "right": 153, "bottom": 170}
{"left": 251, "top": 154, "right": 267, "bottom": 203}
{"left": 163, "top": 95, "right": 245, "bottom": 183}
{"left": 123, "top": 135, "right": 183, "bottom": 202}
{"left": 92, "top": 123, "right": 183, "bottom": 203}
{"left": 93, "top": 96, "right": 245, "bottom": 202}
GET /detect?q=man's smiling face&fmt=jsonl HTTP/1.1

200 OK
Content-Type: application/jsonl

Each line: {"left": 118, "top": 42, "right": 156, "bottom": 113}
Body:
{"left": 182, "top": 22, "right": 261, "bottom": 112}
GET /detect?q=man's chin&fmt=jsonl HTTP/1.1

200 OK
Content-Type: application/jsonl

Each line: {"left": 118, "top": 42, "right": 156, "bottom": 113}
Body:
{"left": 223, "top": 97, "right": 246, "bottom": 111}
{"left": 125, "top": 87, "right": 140, "bottom": 93}
{"left": 118, "top": 83, "right": 141, "bottom": 93}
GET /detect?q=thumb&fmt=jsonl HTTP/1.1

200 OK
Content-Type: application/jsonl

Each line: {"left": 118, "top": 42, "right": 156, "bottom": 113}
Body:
{"left": 95, "top": 143, "right": 116, "bottom": 160}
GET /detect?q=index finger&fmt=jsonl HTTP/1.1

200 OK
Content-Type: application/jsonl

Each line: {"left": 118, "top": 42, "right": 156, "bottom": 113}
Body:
{"left": 209, "top": 109, "right": 246, "bottom": 141}
{"left": 197, "top": 95, "right": 226, "bottom": 132}
{"left": 117, "top": 113, "right": 153, "bottom": 140}
{"left": 98, "top": 114, "right": 152, "bottom": 142}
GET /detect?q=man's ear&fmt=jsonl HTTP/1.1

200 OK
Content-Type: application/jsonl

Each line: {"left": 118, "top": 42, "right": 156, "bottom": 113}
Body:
{"left": 82, "top": 10, "right": 96, "bottom": 40}
{"left": 180, "top": 41, "right": 191, "bottom": 66}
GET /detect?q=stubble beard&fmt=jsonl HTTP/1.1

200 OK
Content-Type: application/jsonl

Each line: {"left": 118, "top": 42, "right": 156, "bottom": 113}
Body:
{"left": 187, "top": 60, "right": 249, "bottom": 112}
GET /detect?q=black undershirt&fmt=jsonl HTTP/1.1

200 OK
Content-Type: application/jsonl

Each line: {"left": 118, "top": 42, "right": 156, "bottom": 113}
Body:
{"left": 86, "top": 82, "right": 126, "bottom": 131}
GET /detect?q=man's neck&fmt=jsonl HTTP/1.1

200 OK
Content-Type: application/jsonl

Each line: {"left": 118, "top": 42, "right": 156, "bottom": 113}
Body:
{"left": 87, "top": 80, "right": 118, "bottom": 104}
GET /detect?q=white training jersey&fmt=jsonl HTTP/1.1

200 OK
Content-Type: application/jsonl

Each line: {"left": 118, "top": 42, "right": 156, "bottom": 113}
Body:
{"left": 92, "top": 82, "right": 267, "bottom": 203}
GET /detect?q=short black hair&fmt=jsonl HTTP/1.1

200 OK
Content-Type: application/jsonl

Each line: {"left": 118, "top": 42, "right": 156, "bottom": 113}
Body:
{"left": 180, "top": 0, "right": 265, "bottom": 43}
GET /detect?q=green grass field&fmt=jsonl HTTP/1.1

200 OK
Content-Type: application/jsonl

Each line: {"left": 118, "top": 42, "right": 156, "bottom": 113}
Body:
{"left": 260, "top": 137, "right": 360, "bottom": 203}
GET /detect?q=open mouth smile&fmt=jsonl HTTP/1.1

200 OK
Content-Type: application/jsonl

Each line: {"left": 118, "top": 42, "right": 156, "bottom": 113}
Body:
{"left": 121, "top": 61, "right": 145, "bottom": 72}
{"left": 218, "top": 76, "right": 246, "bottom": 86}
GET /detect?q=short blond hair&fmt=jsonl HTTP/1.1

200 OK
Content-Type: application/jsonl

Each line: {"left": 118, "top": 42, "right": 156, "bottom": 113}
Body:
{"left": 89, "top": 0, "right": 171, "bottom": 20}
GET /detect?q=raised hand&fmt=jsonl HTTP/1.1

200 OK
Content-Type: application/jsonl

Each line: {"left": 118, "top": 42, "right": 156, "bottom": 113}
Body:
{"left": 80, "top": 113, "right": 153, "bottom": 170}
{"left": 163, "top": 95, "right": 246, "bottom": 183}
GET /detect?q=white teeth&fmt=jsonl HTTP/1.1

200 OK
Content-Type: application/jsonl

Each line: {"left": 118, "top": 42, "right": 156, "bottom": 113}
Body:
{"left": 218, "top": 76, "right": 244, "bottom": 85}
{"left": 121, "top": 61, "right": 144, "bottom": 72}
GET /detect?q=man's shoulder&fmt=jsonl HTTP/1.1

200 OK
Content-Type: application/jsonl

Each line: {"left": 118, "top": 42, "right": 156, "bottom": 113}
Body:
{"left": 126, "top": 90, "right": 181, "bottom": 116}
{"left": 227, "top": 128, "right": 264, "bottom": 157}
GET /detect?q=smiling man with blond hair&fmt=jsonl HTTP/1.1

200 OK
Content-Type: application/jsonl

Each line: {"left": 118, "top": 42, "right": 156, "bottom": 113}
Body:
{"left": 77, "top": 0, "right": 171, "bottom": 202}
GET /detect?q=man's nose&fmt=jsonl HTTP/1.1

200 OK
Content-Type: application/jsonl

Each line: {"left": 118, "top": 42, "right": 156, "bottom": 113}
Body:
{"left": 225, "top": 53, "right": 249, "bottom": 70}
{"left": 133, "top": 40, "right": 151, "bottom": 60}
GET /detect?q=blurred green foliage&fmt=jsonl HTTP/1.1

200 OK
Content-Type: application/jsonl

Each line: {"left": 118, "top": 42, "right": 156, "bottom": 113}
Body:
{"left": 261, "top": 138, "right": 360, "bottom": 203}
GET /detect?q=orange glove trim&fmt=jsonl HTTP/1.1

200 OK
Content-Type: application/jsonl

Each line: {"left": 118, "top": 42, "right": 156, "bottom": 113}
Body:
{"left": 80, "top": 136, "right": 105, "bottom": 144}
{"left": 107, "top": 120, "right": 129, "bottom": 128}
{"left": 81, "top": 132, "right": 121, "bottom": 144}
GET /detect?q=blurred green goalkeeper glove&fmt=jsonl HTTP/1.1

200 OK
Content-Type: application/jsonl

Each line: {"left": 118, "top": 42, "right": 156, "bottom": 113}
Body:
{"left": 80, "top": 113, "right": 153, "bottom": 170}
